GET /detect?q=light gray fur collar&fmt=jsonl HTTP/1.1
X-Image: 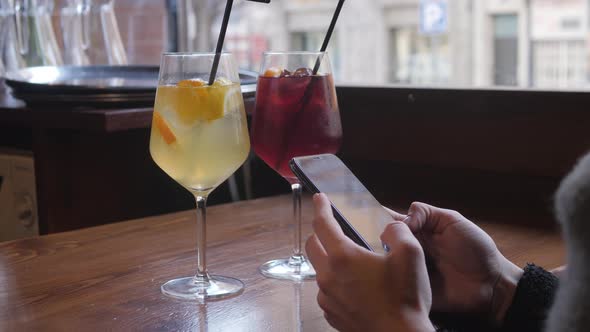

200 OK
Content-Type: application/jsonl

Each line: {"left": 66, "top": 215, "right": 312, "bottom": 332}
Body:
{"left": 546, "top": 151, "right": 590, "bottom": 332}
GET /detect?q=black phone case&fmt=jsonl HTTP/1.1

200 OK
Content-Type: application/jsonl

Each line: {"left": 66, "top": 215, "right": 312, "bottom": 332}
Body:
{"left": 289, "top": 158, "right": 371, "bottom": 250}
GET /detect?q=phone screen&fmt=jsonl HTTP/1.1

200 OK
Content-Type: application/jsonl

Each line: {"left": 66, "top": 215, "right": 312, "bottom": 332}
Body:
{"left": 291, "top": 154, "right": 392, "bottom": 254}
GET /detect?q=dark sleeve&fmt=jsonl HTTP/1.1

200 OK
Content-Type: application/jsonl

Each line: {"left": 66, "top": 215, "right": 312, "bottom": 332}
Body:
{"left": 501, "top": 263, "right": 559, "bottom": 332}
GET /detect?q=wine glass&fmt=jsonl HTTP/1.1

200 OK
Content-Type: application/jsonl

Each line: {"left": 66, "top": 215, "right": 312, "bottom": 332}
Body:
{"left": 251, "top": 51, "right": 343, "bottom": 281}
{"left": 150, "top": 52, "right": 250, "bottom": 300}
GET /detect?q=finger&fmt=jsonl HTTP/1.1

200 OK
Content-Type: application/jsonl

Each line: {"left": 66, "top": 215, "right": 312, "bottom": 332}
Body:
{"left": 551, "top": 265, "right": 567, "bottom": 278}
{"left": 318, "top": 291, "right": 347, "bottom": 329}
{"left": 324, "top": 312, "right": 348, "bottom": 332}
{"left": 405, "top": 202, "right": 462, "bottom": 234}
{"left": 305, "top": 234, "right": 328, "bottom": 274}
{"left": 317, "top": 290, "right": 336, "bottom": 316}
{"left": 317, "top": 290, "right": 342, "bottom": 320}
{"left": 379, "top": 221, "right": 420, "bottom": 251}
{"left": 383, "top": 206, "right": 407, "bottom": 221}
{"left": 312, "top": 193, "right": 353, "bottom": 253}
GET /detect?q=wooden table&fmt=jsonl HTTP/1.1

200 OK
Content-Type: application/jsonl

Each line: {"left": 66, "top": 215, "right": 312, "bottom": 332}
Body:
{"left": 0, "top": 195, "right": 566, "bottom": 331}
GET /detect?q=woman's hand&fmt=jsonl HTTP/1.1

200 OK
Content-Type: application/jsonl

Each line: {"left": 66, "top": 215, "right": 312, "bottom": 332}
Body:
{"left": 389, "top": 202, "right": 523, "bottom": 325}
{"left": 306, "top": 193, "right": 434, "bottom": 332}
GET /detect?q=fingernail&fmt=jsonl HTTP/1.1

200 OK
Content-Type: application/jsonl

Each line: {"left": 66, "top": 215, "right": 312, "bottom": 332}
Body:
{"left": 403, "top": 215, "right": 411, "bottom": 223}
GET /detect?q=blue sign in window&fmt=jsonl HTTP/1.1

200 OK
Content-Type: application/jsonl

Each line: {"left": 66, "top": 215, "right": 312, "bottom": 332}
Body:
{"left": 420, "top": 0, "right": 448, "bottom": 35}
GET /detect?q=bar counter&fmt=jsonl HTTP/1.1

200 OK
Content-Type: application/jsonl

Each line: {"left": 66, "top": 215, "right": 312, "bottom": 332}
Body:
{"left": 0, "top": 195, "right": 565, "bottom": 331}
{"left": 0, "top": 87, "right": 258, "bottom": 234}
{"left": 2, "top": 84, "right": 589, "bottom": 235}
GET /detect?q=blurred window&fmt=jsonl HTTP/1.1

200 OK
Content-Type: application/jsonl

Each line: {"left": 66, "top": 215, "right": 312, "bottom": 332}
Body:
{"left": 126, "top": 0, "right": 590, "bottom": 90}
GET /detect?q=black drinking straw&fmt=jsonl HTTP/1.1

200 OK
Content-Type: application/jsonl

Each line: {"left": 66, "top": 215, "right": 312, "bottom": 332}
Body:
{"left": 208, "top": 0, "right": 234, "bottom": 86}
{"left": 313, "top": 0, "right": 346, "bottom": 74}
{"left": 209, "top": 0, "right": 271, "bottom": 86}
{"left": 274, "top": 0, "right": 347, "bottom": 170}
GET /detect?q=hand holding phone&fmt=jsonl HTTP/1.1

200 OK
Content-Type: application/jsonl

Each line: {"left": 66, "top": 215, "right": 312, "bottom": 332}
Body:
{"left": 290, "top": 154, "right": 392, "bottom": 254}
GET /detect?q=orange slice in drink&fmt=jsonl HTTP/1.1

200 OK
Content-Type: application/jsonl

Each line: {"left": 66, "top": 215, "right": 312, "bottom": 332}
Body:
{"left": 172, "top": 78, "right": 234, "bottom": 124}
{"left": 178, "top": 78, "right": 206, "bottom": 88}
{"left": 263, "top": 67, "right": 282, "bottom": 78}
{"left": 153, "top": 111, "right": 177, "bottom": 145}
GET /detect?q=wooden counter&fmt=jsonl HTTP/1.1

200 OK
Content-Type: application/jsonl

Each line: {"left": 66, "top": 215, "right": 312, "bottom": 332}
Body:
{"left": 0, "top": 195, "right": 566, "bottom": 331}
{"left": 0, "top": 87, "right": 255, "bottom": 133}
{"left": 2, "top": 84, "right": 587, "bottom": 234}
{"left": 0, "top": 87, "right": 258, "bottom": 234}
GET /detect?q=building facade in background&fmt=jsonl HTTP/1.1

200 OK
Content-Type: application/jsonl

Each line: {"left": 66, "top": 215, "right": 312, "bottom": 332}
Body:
{"left": 225, "top": 0, "right": 590, "bottom": 89}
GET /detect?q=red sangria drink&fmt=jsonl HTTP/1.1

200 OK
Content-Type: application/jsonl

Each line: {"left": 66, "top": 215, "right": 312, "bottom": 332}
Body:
{"left": 251, "top": 52, "right": 342, "bottom": 281}
{"left": 252, "top": 70, "right": 342, "bottom": 182}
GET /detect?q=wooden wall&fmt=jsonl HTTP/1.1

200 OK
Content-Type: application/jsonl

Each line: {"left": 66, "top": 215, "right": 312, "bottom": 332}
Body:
{"left": 2, "top": 85, "right": 588, "bottom": 233}
{"left": 335, "top": 86, "right": 590, "bottom": 225}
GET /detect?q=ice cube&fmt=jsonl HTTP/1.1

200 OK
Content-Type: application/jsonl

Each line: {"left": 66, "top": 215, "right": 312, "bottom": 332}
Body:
{"left": 280, "top": 69, "right": 292, "bottom": 77}
{"left": 213, "top": 77, "right": 233, "bottom": 86}
{"left": 293, "top": 67, "right": 313, "bottom": 77}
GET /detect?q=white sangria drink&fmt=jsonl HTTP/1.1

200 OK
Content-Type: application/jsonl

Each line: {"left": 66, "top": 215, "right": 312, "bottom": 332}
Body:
{"left": 150, "top": 78, "right": 250, "bottom": 195}
{"left": 150, "top": 53, "right": 250, "bottom": 301}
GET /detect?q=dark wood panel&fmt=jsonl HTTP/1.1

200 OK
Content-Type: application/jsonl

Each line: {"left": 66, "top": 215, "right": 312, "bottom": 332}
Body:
{"left": 2, "top": 84, "right": 587, "bottom": 233}
{"left": 0, "top": 195, "right": 566, "bottom": 331}
{"left": 337, "top": 86, "right": 590, "bottom": 178}
{"left": 32, "top": 128, "right": 235, "bottom": 234}
{"left": 343, "top": 159, "right": 561, "bottom": 228}
{"left": 0, "top": 90, "right": 256, "bottom": 233}
{"left": 0, "top": 127, "right": 32, "bottom": 151}
{"left": 0, "top": 91, "right": 256, "bottom": 133}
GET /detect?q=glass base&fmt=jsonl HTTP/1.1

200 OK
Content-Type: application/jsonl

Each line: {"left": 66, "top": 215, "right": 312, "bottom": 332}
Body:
{"left": 259, "top": 255, "right": 316, "bottom": 281}
{"left": 161, "top": 275, "right": 244, "bottom": 300}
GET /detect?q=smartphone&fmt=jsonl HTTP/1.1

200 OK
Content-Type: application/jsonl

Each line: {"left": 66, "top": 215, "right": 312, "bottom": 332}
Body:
{"left": 290, "top": 154, "right": 392, "bottom": 254}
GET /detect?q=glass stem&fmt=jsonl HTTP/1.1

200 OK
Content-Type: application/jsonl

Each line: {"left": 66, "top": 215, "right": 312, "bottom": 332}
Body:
{"left": 291, "top": 183, "right": 303, "bottom": 258}
{"left": 194, "top": 195, "right": 210, "bottom": 284}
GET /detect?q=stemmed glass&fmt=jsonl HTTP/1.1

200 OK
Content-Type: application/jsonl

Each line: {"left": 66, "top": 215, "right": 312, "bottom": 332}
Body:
{"left": 150, "top": 53, "right": 250, "bottom": 300}
{"left": 251, "top": 52, "right": 343, "bottom": 281}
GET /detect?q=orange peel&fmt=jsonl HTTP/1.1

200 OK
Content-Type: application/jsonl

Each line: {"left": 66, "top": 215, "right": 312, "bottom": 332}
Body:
{"left": 153, "top": 111, "right": 177, "bottom": 145}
